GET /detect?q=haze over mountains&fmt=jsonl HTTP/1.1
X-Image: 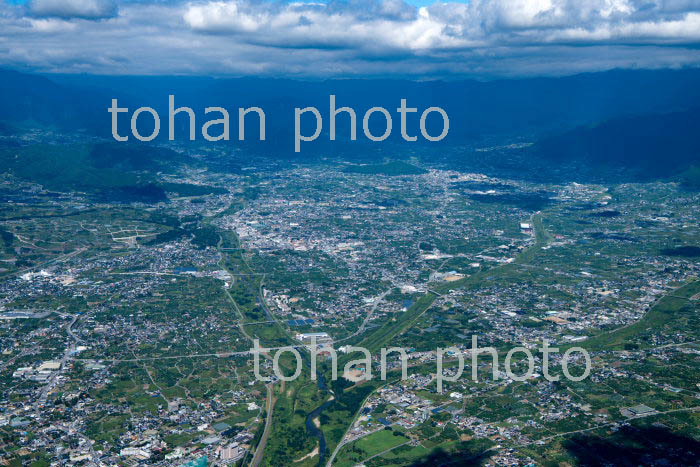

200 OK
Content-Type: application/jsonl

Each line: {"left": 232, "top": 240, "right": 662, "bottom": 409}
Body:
{"left": 1, "top": 67, "right": 699, "bottom": 184}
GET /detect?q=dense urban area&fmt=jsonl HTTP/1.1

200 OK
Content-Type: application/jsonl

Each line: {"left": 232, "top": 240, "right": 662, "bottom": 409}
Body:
{"left": 1, "top": 133, "right": 699, "bottom": 467}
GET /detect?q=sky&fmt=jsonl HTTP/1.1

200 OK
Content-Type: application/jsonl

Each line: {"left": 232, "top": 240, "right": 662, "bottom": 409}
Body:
{"left": 2, "top": 0, "right": 700, "bottom": 77}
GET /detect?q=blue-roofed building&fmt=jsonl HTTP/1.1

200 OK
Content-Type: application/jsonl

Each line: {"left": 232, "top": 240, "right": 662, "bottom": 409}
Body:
{"left": 288, "top": 318, "right": 315, "bottom": 327}
{"left": 184, "top": 456, "right": 208, "bottom": 467}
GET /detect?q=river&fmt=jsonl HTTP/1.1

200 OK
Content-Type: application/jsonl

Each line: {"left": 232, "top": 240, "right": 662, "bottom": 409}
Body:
{"left": 305, "top": 373, "right": 333, "bottom": 466}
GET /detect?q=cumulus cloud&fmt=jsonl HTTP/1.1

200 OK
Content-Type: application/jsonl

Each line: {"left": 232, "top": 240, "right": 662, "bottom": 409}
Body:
{"left": 29, "top": 0, "right": 117, "bottom": 19}
{"left": 1, "top": 0, "right": 700, "bottom": 76}
{"left": 183, "top": 0, "right": 463, "bottom": 50}
{"left": 181, "top": 0, "right": 700, "bottom": 49}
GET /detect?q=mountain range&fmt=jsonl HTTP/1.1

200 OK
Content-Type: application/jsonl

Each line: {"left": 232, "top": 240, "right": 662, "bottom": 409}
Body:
{"left": 1, "top": 67, "right": 699, "bottom": 184}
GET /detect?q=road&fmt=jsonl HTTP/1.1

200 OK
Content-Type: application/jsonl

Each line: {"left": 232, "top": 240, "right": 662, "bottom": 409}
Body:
{"left": 37, "top": 312, "right": 81, "bottom": 409}
{"left": 519, "top": 405, "right": 700, "bottom": 446}
{"left": 251, "top": 382, "right": 278, "bottom": 467}
{"left": 327, "top": 214, "right": 553, "bottom": 465}
{"left": 2, "top": 246, "right": 87, "bottom": 279}
{"left": 335, "top": 288, "right": 393, "bottom": 344}
{"left": 214, "top": 230, "right": 291, "bottom": 466}
{"left": 327, "top": 427, "right": 383, "bottom": 466}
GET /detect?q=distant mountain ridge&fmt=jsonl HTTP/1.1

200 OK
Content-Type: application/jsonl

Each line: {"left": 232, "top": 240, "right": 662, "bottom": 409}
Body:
{"left": 0, "top": 69, "right": 110, "bottom": 132}
{"left": 532, "top": 107, "right": 700, "bottom": 180}
{"left": 1, "top": 67, "right": 699, "bottom": 182}
{"left": 3, "top": 67, "right": 700, "bottom": 140}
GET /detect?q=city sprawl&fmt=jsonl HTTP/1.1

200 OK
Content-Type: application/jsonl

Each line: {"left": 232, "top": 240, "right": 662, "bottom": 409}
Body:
{"left": 1, "top": 140, "right": 699, "bottom": 467}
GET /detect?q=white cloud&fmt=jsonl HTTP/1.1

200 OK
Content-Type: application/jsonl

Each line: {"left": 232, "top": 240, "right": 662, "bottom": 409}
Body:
{"left": 0, "top": 0, "right": 699, "bottom": 76}
{"left": 180, "top": 0, "right": 700, "bottom": 47}
{"left": 29, "top": 18, "right": 80, "bottom": 32}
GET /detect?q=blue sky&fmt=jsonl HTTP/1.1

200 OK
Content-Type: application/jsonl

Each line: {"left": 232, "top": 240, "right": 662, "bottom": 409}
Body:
{"left": 2, "top": 0, "right": 700, "bottom": 77}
